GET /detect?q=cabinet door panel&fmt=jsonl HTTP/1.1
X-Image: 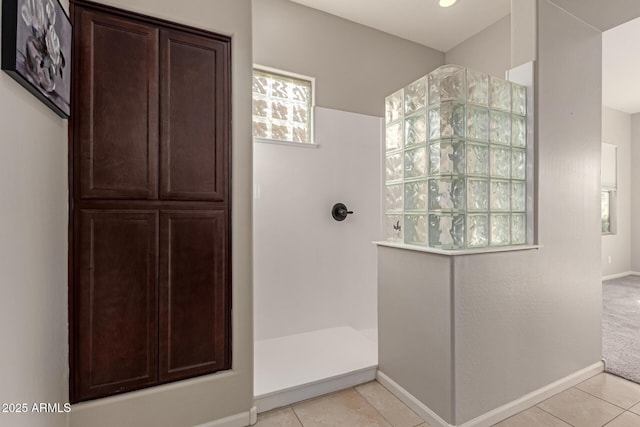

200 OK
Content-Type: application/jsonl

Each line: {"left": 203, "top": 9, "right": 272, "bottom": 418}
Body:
{"left": 159, "top": 210, "right": 230, "bottom": 381}
{"left": 160, "top": 30, "right": 229, "bottom": 201}
{"left": 76, "top": 210, "right": 158, "bottom": 401}
{"left": 77, "top": 9, "right": 158, "bottom": 199}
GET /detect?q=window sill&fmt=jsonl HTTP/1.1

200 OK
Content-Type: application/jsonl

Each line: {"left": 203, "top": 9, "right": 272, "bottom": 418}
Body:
{"left": 373, "top": 240, "right": 542, "bottom": 256}
{"left": 253, "top": 138, "right": 319, "bottom": 149}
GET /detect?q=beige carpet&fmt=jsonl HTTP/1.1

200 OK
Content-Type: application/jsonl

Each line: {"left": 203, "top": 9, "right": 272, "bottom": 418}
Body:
{"left": 603, "top": 275, "right": 640, "bottom": 384}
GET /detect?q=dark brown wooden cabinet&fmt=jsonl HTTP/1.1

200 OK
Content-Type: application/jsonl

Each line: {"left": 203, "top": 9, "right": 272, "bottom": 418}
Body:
{"left": 160, "top": 30, "right": 228, "bottom": 201}
{"left": 77, "top": 10, "right": 159, "bottom": 200}
{"left": 159, "top": 210, "right": 229, "bottom": 381}
{"left": 69, "top": 0, "right": 231, "bottom": 403}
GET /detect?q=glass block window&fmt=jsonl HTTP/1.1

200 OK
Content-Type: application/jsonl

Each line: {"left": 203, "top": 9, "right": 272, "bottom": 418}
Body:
{"left": 384, "top": 65, "right": 529, "bottom": 250}
{"left": 252, "top": 68, "right": 314, "bottom": 144}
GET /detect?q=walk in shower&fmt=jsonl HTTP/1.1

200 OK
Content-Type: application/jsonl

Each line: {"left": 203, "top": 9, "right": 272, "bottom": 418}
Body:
{"left": 253, "top": 107, "right": 382, "bottom": 411}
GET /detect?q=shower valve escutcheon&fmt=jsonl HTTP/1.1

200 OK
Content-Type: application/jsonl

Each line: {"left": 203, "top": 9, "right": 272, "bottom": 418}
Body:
{"left": 332, "top": 203, "right": 354, "bottom": 221}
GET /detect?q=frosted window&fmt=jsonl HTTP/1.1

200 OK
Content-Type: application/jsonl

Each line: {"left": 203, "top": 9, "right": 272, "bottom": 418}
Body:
{"left": 252, "top": 69, "right": 313, "bottom": 144}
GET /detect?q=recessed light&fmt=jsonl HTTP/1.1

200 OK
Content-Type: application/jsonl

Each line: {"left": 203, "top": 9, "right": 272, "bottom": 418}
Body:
{"left": 439, "top": 0, "right": 457, "bottom": 7}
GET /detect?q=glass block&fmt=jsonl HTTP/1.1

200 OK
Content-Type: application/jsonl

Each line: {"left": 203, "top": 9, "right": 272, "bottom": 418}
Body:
{"left": 466, "top": 143, "right": 489, "bottom": 176}
{"left": 292, "top": 83, "right": 310, "bottom": 104}
{"left": 490, "top": 180, "right": 510, "bottom": 211}
{"left": 428, "top": 178, "right": 465, "bottom": 211}
{"left": 253, "top": 97, "right": 268, "bottom": 117}
{"left": 404, "top": 146, "right": 427, "bottom": 179}
{"left": 490, "top": 77, "right": 511, "bottom": 112}
{"left": 429, "top": 65, "right": 465, "bottom": 105}
{"left": 386, "top": 122, "right": 402, "bottom": 152}
{"left": 253, "top": 118, "right": 268, "bottom": 139}
{"left": 429, "top": 102, "right": 465, "bottom": 141}
{"left": 512, "top": 115, "right": 526, "bottom": 147}
{"left": 467, "top": 106, "right": 489, "bottom": 141}
{"left": 429, "top": 140, "right": 465, "bottom": 175}
{"left": 467, "top": 69, "right": 489, "bottom": 106}
{"left": 405, "top": 77, "right": 427, "bottom": 114}
{"left": 385, "top": 89, "right": 403, "bottom": 124}
{"left": 405, "top": 181, "right": 427, "bottom": 211}
{"left": 385, "top": 214, "right": 403, "bottom": 242}
{"left": 405, "top": 113, "right": 427, "bottom": 147}
{"left": 405, "top": 215, "right": 427, "bottom": 245}
{"left": 490, "top": 214, "right": 511, "bottom": 246}
{"left": 467, "top": 178, "right": 488, "bottom": 211}
{"left": 272, "top": 124, "right": 290, "bottom": 141}
{"left": 271, "top": 79, "right": 290, "bottom": 99}
{"left": 511, "top": 213, "right": 526, "bottom": 244}
{"left": 467, "top": 214, "right": 489, "bottom": 248}
{"left": 386, "top": 152, "right": 403, "bottom": 182}
{"left": 292, "top": 126, "right": 308, "bottom": 143}
{"left": 512, "top": 83, "right": 527, "bottom": 116}
{"left": 292, "top": 105, "right": 307, "bottom": 123}
{"left": 512, "top": 181, "right": 526, "bottom": 211}
{"left": 490, "top": 146, "right": 511, "bottom": 178}
{"left": 271, "top": 101, "right": 290, "bottom": 120}
{"left": 253, "top": 74, "right": 269, "bottom": 95}
{"left": 386, "top": 184, "right": 403, "bottom": 212}
{"left": 512, "top": 149, "right": 526, "bottom": 180}
{"left": 490, "top": 110, "right": 511, "bottom": 145}
{"left": 429, "top": 214, "right": 465, "bottom": 249}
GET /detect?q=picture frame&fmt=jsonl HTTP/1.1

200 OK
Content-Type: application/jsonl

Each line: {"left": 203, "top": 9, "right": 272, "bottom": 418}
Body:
{"left": 2, "top": 0, "right": 72, "bottom": 118}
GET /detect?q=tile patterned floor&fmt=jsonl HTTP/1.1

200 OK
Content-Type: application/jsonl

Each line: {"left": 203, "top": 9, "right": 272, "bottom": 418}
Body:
{"left": 255, "top": 373, "right": 640, "bottom": 427}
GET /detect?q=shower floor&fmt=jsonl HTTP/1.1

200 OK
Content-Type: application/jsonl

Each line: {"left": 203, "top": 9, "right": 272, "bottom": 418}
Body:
{"left": 254, "top": 326, "right": 378, "bottom": 412}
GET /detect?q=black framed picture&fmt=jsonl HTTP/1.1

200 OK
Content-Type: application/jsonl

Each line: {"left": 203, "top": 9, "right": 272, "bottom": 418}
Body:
{"left": 1, "top": 0, "right": 72, "bottom": 118}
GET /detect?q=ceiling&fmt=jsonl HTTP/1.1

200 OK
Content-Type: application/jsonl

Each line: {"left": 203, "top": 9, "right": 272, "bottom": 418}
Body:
{"left": 288, "top": 0, "right": 511, "bottom": 52}
{"left": 287, "top": 0, "right": 640, "bottom": 114}
{"left": 603, "top": 16, "right": 640, "bottom": 114}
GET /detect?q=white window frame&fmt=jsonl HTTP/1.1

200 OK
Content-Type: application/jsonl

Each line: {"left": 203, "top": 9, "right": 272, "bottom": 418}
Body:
{"left": 252, "top": 65, "right": 317, "bottom": 148}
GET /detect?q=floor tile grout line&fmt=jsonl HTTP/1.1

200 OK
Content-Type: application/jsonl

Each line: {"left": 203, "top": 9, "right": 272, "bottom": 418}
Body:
{"left": 354, "top": 382, "right": 426, "bottom": 427}
{"left": 290, "top": 403, "right": 306, "bottom": 427}
{"left": 534, "top": 404, "right": 577, "bottom": 427}
{"left": 573, "top": 384, "right": 640, "bottom": 412}
{"left": 602, "top": 410, "right": 631, "bottom": 427}
{"left": 353, "top": 385, "right": 395, "bottom": 427}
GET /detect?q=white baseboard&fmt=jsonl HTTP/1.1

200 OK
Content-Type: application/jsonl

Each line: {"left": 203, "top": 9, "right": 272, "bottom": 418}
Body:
{"left": 378, "top": 361, "right": 604, "bottom": 427}
{"left": 194, "top": 406, "right": 257, "bottom": 427}
{"left": 376, "top": 371, "right": 452, "bottom": 427}
{"left": 254, "top": 367, "right": 376, "bottom": 413}
{"left": 602, "top": 271, "right": 634, "bottom": 281}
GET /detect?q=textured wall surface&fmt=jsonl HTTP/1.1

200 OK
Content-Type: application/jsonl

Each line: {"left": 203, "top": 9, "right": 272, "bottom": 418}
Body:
{"left": 0, "top": 1, "right": 69, "bottom": 426}
{"left": 445, "top": 15, "right": 511, "bottom": 78}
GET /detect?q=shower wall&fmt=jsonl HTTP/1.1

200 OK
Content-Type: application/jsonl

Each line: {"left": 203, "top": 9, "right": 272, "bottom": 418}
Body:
{"left": 254, "top": 107, "right": 382, "bottom": 341}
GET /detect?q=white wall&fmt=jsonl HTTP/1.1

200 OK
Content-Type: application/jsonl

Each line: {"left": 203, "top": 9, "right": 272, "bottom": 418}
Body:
{"left": 379, "top": 0, "right": 604, "bottom": 424}
{"left": 631, "top": 113, "right": 640, "bottom": 271}
{"left": 69, "top": 1, "right": 254, "bottom": 426}
{"left": 254, "top": 108, "right": 381, "bottom": 341}
{"left": 0, "top": 0, "right": 69, "bottom": 425}
{"left": 445, "top": 15, "right": 511, "bottom": 78}
{"left": 252, "top": 0, "right": 444, "bottom": 117}
{"left": 601, "top": 107, "right": 631, "bottom": 277}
